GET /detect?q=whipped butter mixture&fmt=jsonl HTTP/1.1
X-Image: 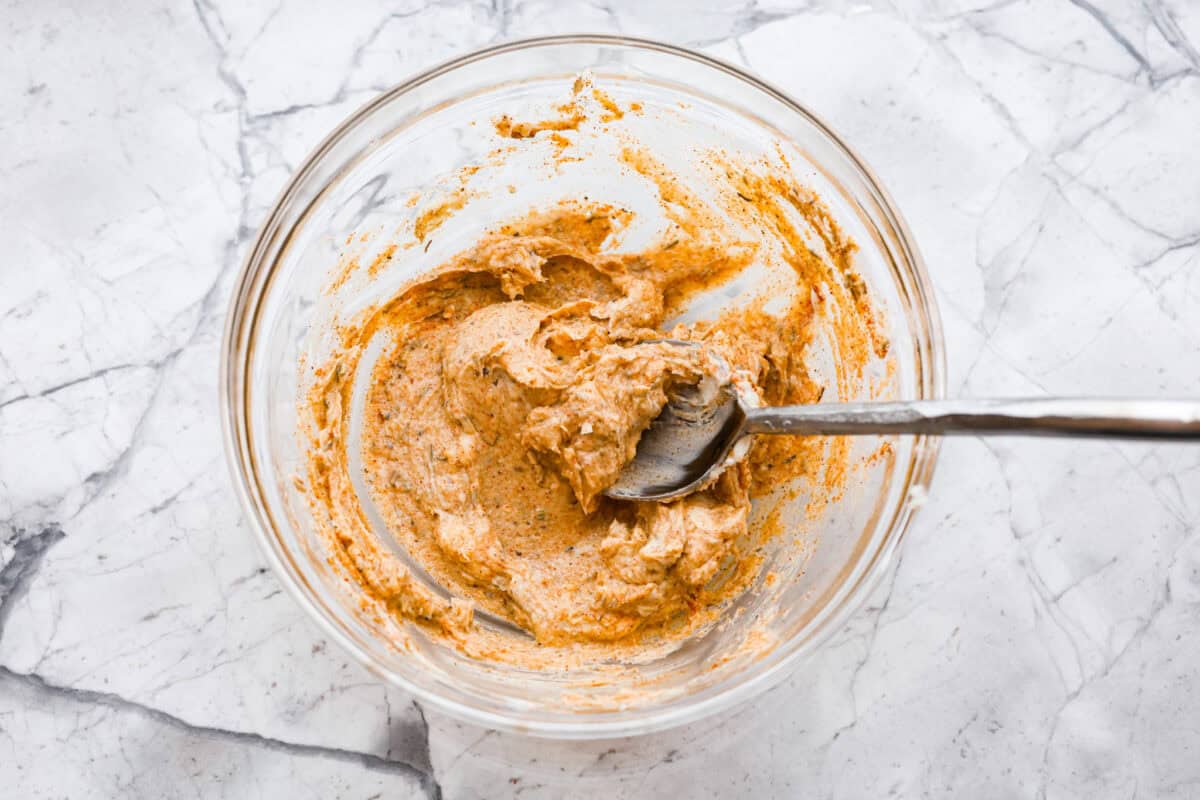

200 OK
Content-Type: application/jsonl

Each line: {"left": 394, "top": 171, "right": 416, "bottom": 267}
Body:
{"left": 301, "top": 84, "right": 886, "bottom": 668}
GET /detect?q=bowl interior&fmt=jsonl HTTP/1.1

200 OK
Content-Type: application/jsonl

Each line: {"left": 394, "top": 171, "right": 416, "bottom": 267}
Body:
{"left": 224, "top": 36, "right": 941, "bottom": 737}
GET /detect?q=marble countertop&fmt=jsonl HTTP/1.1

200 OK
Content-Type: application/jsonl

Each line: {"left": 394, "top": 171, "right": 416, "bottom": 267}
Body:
{"left": 3, "top": 1, "right": 1199, "bottom": 797}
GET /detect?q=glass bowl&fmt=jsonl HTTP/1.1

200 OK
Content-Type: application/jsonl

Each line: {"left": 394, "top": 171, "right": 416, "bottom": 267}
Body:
{"left": 220, "top": 35, "right": 944, "bottom": 738}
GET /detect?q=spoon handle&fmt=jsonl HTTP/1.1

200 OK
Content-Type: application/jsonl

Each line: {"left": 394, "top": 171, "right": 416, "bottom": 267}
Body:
{"left": 743, "top": 398, "right": 1200, "bottom": 440}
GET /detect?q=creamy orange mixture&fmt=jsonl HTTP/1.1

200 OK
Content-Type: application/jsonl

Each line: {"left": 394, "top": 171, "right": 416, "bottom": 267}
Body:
{"left": 301, "top": 89, "right": 885, "bottom": 669}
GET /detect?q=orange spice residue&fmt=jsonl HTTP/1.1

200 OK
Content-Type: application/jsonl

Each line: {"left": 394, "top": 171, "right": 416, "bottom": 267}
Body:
{"left": 593, "top": 87, "right": 623, "bottom": 121}
{"left": 493, "top": 75, "right": 639, "bottom": 141}
{"left": 366, "top": 243, "right": 397, "bottom": 278}
{"left": 413, "top": 190, "right": 470, "bottom": 242}
{"left": 494, "top": 111, "right": 585, "bottom": 139}
{"left": 325, "top": 255, "right": 359, "bottom": 295}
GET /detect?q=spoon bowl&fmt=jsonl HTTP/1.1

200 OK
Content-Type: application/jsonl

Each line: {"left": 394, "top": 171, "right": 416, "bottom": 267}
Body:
{"left": 605, "top": 357, "right": 748, "bottom": 501}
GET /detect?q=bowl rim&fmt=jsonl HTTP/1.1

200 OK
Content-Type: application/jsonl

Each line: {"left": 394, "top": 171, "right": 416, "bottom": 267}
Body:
{"left": 220, "top": 33, "right": 946, "bottom": 739}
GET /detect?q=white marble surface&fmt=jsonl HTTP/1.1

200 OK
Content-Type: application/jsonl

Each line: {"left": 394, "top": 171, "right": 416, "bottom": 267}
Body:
{"left": 3, "top": 1, "right": 1199, "bottom": 797}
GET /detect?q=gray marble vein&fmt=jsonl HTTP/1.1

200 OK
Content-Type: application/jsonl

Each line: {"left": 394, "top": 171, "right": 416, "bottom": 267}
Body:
{"left": 2, "top": 0, "right": 1198, "bottom": 797}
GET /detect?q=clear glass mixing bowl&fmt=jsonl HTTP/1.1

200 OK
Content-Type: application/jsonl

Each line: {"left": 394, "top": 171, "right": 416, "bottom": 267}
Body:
{"left": 220, "top": 35, "right": 944, "bottom": 738}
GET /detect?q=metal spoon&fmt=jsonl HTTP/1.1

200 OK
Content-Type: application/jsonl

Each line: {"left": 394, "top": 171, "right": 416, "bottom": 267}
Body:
{"left": 605, "top": 348, "right": 1200, "bottom": 502}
